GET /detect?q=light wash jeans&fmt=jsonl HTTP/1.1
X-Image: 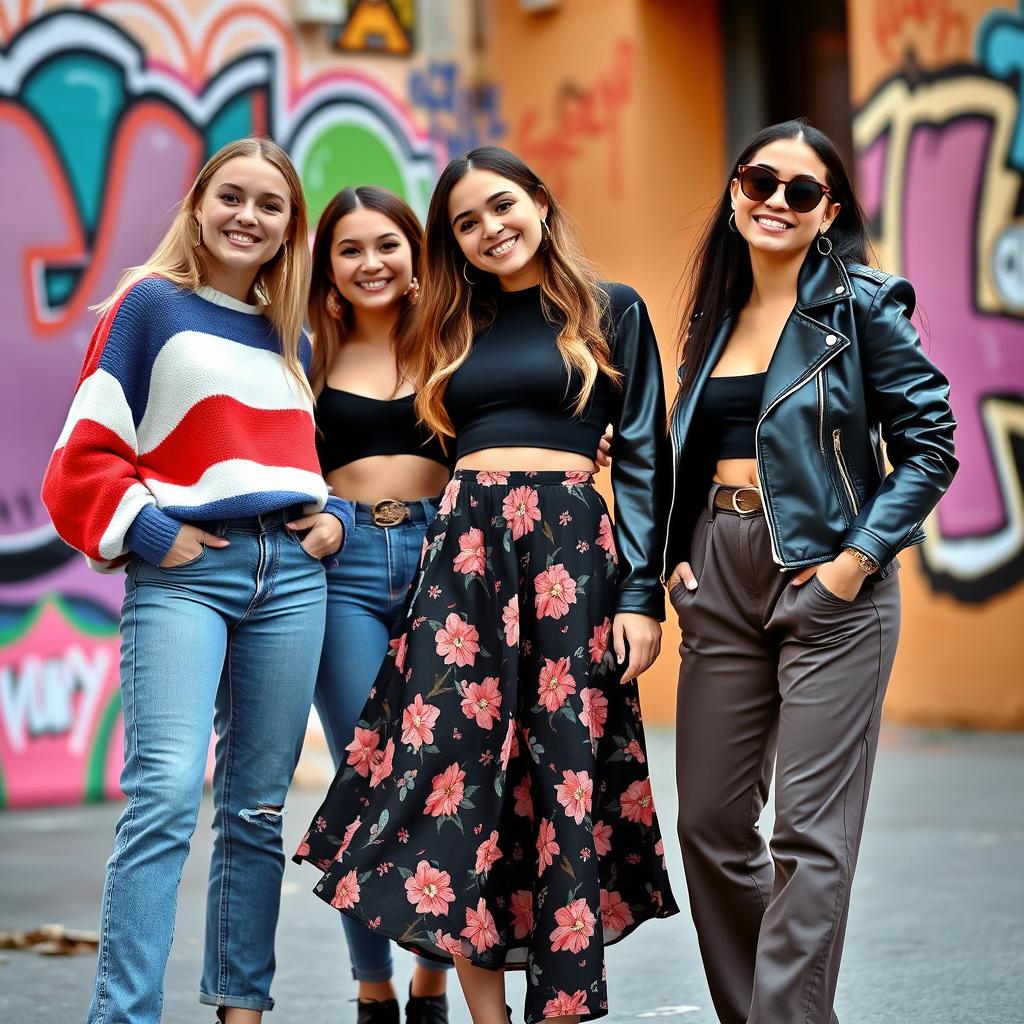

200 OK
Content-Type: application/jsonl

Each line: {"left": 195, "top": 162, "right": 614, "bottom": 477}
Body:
{"left": 314, "top": 499, "right": 450, "bottom": 981}
{"left": 88, "top": 509, "right": 326, "bottom": 1023}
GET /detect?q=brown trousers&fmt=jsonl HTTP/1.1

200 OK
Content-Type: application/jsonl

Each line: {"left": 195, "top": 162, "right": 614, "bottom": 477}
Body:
{"left": 672, "top": 487, "right": 900, "bottom": 1024}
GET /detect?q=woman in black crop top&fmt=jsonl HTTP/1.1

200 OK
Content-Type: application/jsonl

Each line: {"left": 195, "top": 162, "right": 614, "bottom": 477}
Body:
{"left": 295, "top": 148, "right": 678, "bottom": 1024}
{"left": 305, "top": 186, "right": 455, "bottom": 1024}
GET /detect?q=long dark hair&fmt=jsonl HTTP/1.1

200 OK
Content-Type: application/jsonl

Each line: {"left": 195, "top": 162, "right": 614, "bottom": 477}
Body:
{"left": 413, "top": 146, "right": 620, "bottom": 441}
{"left": 308, "top": 185, "right": 423, "bottom": 395}
{"left": 677, "top": 119, "right": 871, "bottom": 397}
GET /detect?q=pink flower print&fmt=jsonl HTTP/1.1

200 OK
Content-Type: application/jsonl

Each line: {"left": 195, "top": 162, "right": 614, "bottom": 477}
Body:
{"left": 625, "top": 738, "right": 646, "bottom": 764}
{"left": 597, "top": 514, "right": 617, "bottom": 563}
{"left": 555, "top": 769, "right": 594, "bottom": 824}
{"left": 295, "top": 832, "right": 310, "bottom": 858}
{"left": 576, "top": 540, "right": 590, "bottom": 553}
{"left": 563, "top": 471, "right": 591, "bottom": 486}
{"left": 337, "top": 816, "right": 362, "bottom": 859}
{"left": 558, "top": 510, "right": 573, "bottom": 525}
{"left": 401, "top": 694, "right": 440, "bottom": 751}
{"left": 474, "top": 830, "right": 503, "bottom": 875}
{"left": 398, "top": 828, "right": 410, "bottom": 844}
{"left": 476, "top": 470, "right": 509, "bottom": 485}
{"left": 460, "top": 676, "right": 502, "bottom": 729}
{"left": 502, "top": 597, "right": 520, "bottom": 647}
{"left": 513, "top": 776, "right": 534, "bottom": 821}
{"left": 502, "top": 485, "right": 542, "bottom": 540}
{"left": 424, "top": 763, "right": 466, "bottom": 817}
{"left": 509, "top": 890, "right": 534, "bottom": 939}
{"left": 536, "top": 817, "right": 560, "bottom": 875}
{"left": 389, "top": 632, "right": 408, "bottom": 673}
{"left": 549, "top": 898, "right": 596, "bottom": 953}
{"left": 329, "top": 870, "right": 360, "bottom": 910}
{"left": 593, "top": 820, "right": 612, "bottom": 857}
{"left": 620, "top": 778, "right": 655, "bottom": 827}
{"left": 461, "top": 898, "right": 499, "bottom": 953}
{"left": 427, "top": 584, "right": 442, "bottom": 600}
{"left": 543, "top": 991, "right": 589, "bottom": 1018}
{"left": 419, "top": 534, "right": 430, "bottom": 568}
{"left": 600, "top": 889, "right": 635, "bottom": 934}
{"left": 435, "top": 614, "right": 480, "bottom": 667}
{"left": 538, "top": 657, "right": 576, "bottom": 712}
{"left": 588, "top": 618, "right": 611, "bottom": 663}
{"left": 405, "top": 860, "right": 456, "bottom": 916}
{"left": 368, "top": 738, "right": 395, "bottom": 789}
{"left": 655, "top": 837, "right": 666, "bottom": 867}
{"left": 439, "top": 478, "right": 461, "bottom": 515}
{"left": 579, "top": 846, "right": 591, "bottom": 862}
{"left": 499, "top": 718, "right": 518, "bottom": 770}
{"left": 579, "top": 687, "right": 609, "bottom": 741}
{"left": 432, "top": 930, "right": 464, "bottom": 957}
{"left": 453, "top": 527, "right": 486, "bottom": 577}
{"left": 345, "top": 727, "right": 380, "bottom": 779}
{"left": 534, "top": 563, "right": 577, "bottom": 620}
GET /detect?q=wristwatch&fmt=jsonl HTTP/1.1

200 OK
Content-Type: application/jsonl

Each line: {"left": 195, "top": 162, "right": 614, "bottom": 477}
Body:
{"left": 844, "top": 546, "right": 880, "bottom": 576}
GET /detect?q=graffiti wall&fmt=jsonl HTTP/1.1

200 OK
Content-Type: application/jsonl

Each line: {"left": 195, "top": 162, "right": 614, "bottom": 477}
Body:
{"left": 0, "top": 0, "right": 479, "bottom": 807}
{"left": 849, "top": 0, "right": 1024, "bottom": 725}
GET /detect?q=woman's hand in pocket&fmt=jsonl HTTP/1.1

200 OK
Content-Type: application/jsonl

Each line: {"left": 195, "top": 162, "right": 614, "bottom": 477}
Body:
{"left": 159, "top": 524, "right": 228, "bottom": 567}
{"left": 790, "top": 550, "right": 865, "bottom": 601}
{"left": 287, "top": 513, "right": 344, "bottom": 558}
{"left": 667, "top": 560, "right": 698, "bottom": 595}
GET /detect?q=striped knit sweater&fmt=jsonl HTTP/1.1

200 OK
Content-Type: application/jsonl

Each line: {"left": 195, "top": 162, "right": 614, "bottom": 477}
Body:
{"left": 42, "top": 276, "right": 354, "bottom": 572}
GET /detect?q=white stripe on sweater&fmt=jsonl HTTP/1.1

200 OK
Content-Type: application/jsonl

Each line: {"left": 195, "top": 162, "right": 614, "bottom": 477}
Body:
{"left": 54, "top": 368, "right": 137, "bottom": 454}
{"left": 97, "top": 482, "right": 158, "bottom": 562}
{"left": 144, "top": 460, "right": 328, "bottom": 510}
{"left": 137, "top": 330, "right": 312, "bottom": 453}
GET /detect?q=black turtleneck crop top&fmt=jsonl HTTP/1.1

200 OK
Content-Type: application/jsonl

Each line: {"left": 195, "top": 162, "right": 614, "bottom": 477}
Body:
{"left": 696, "top": 372, "right": 765, "bottom": 459}
{"left": 443, "top": 282, "right": 670, "bottom": 621}
{"left": 315, "top": 386, "right": 453, "bottom": 475}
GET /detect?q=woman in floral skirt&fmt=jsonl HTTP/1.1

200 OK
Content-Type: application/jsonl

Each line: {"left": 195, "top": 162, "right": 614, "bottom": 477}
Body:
{"left": 295, "top": 147, "right": 678, "bottom": 1024}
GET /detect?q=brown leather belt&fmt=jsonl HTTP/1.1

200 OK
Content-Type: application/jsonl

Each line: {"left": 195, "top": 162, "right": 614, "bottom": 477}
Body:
{"left": 713, "top": 485, "right": 764, "bottom": 516}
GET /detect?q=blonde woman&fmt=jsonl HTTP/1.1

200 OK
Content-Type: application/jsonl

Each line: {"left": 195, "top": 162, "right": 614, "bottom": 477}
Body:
{"left": 42, "top": 137, "right": 351, "bottom": 1024}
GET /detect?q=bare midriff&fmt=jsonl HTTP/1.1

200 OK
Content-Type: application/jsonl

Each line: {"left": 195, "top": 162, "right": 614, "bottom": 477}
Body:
{"left": 713, "top": 457, "right": 760, "bottom": 489}
{"left": 326, "top": 454, "right": 451, "bottom": 506}
{"left": 455, "top": 447, "right": 596, "bottom": 474}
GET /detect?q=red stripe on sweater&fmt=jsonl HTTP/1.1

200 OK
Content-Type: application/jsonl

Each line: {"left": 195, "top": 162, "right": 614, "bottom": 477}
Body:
{"left": 41, "top": 419, "right": 140, "bottom": 561}
{"left": 141, "top": 396, "right": 319, "bottom": 485}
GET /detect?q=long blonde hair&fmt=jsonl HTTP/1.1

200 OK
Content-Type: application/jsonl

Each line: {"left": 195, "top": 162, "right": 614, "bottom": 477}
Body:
{"left": 97, "top": 137, "right": 311, "bottom": 398}
{"left": 413, "top": 146, "right": 621, "bottom": 441}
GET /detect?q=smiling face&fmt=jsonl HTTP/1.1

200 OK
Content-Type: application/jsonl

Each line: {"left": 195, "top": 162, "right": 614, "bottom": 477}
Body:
{"left": 329, "top": 205, "right": 414, "bottom": 311}
{"left": 193, "top": 155, "right": 292, "bottom": 296}
{"left": 448, "top": 168, "right": 549, "bottom": 291}
{"left": 730, "top": 138, "right": 840, "bottom": 260}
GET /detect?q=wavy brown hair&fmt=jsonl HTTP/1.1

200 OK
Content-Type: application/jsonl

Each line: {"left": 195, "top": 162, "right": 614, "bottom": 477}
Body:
{"left": 413, "top": 146, "right": 621, "bottom": 441}
{"left": 308, "top": 186, "right": 423, "bottom": 395}
{"left": 97, "top": 137, "right": 311, "bottom": 399}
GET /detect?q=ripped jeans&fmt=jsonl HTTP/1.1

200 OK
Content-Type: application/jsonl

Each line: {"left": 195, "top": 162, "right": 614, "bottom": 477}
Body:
{"left": 88, "top": 509, "right": 326, "bottom": 1023}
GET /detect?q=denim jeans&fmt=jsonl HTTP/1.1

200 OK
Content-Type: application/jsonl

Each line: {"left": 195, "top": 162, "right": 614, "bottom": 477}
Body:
{"left": 314, "top": 499, "right": 450, "bottom": 981}
{"left": 88, "top": 510, "right": 326, "bottom": 1023}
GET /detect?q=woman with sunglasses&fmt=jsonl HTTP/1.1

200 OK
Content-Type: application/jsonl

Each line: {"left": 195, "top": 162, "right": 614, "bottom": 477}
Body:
{"left": 665, "top": 119, "right": 957, "bottom": 1024}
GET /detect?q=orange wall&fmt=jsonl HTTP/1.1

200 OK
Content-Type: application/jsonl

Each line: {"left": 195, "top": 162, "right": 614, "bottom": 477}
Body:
{"left": 486, "top": 0, "right": 727, "bottom": 722}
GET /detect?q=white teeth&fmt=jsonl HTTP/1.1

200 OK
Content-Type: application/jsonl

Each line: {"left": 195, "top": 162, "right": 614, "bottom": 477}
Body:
{"left": 755, "top": 217, "right": 791, "bottom": 230}
{"left": 357, "top": 279, "right": 391, "bottom": 290}
{"left": 487, "top": 235, "right": 518, "bottom": 256}
{"left": 226, "top": 231, "right": 259, "bottom": 243}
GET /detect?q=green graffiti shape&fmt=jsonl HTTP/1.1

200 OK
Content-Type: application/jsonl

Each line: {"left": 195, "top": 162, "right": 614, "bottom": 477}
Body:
{"left": 301, "top": 123, "right": 407, "bottom": 226}
{"left": 85, "top": 689, "right": 123, "bottom": 804}
{"left": 206, "top": 93, "right": 258, "bottom": 160}
{"left": 21, "top": 53, "right": 126, "bottom": 239}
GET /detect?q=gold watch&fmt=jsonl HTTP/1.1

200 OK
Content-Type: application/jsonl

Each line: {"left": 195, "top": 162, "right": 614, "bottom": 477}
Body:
{"left": 844, "top": 547, "right": 880, "bottom": 576}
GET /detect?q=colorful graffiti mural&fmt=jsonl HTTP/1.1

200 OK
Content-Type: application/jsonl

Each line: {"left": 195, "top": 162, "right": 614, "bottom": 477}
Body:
{"left": 853, "top": 2, "right": 1024, "bottom": 603}
{"left": 0, "top": 1, "right": 450, "bottom": 807}
{"left": 335, "top": 0, "right": 415, "bottom": 56}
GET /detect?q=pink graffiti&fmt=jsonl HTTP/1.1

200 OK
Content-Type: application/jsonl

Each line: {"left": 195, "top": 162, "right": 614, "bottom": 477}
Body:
{"left": 859, "top": 117, "right": 1024, "bottom": 540}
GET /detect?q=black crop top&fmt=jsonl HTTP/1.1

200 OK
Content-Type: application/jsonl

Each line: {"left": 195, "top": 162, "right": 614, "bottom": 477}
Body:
{"left": 315, "top": 386, "right": 452, "bottom": 475}
{"left": 696, "top": 373, "right": 765, "bottom": 459}
{"left": 445, "top": 285, "right": 613, "bottom": 460}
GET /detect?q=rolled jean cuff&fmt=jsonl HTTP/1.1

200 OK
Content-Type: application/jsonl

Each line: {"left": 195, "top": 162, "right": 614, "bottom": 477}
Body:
{"left": 351, "top": 960, "right": 395, "bottom": 982}
{"left": 415, "top": 955, "right": 453, "bottom": 972}
{"left": 200, "top": 991, "right": 274, "bottom": 1012}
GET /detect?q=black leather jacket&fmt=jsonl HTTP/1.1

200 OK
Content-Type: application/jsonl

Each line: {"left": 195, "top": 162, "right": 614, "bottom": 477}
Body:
{"left": 664, "top": 251, "right": 958, "bottom": 576}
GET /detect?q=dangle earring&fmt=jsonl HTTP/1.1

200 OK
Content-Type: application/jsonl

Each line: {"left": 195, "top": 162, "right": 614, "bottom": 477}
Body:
{"left": 193, "top": 219, "right": 204, "bottom": 248}
{"left": 403, "top": 276, "right": 421, "bottom": 305}
{"left": 462, "top": 262, "right": 476, "bottom": 285}
{"left": 816, "top": 231, "right": 833, "bottom": 256}
{"left": 728, "top": 210, "right": 737, "bottom": 232}
{"left": 326, "top": 286, "right": 345, "bottom": 321}
{"left": 540, "top": 219, "right": 551, "bottom": 249}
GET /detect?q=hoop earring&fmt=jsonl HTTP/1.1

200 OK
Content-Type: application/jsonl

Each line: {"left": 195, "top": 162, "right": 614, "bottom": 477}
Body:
{"left": 462, "top": 262, "right": 476, "bottom": 285}
{"left": 816, "top": 233, "right": 833, "bottom": 256}
{"left": 728, "top": 211, "right": 737, "bottom": 233}
{"left": 541, "top": 219, "right": 551, "bottom": 249}
{"left": 326, "top": 286, "right": 344, "bottom": 321}
{"left": 404, "top": 276, "right": 420, "bottom": 305}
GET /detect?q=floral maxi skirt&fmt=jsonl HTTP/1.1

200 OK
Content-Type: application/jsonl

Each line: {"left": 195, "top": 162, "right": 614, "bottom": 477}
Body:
{"left": 295, "top": 470, "right": 678, "bottom": 1023}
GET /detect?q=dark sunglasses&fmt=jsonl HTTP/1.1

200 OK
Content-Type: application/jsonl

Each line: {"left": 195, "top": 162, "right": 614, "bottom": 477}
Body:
{"left": 736, "top": 164, "right": 831, "bottom": 213}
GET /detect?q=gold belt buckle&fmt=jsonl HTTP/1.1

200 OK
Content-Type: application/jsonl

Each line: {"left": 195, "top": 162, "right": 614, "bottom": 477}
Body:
{"left": 371, "top": 499, "right": 410, "bottom": 528}
{"left": 731, "top": 486, "right": 761, "bottom": 515}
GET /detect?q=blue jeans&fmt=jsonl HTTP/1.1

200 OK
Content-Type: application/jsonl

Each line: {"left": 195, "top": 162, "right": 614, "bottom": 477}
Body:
{"left": 89, "top": 510, "right": 326, "bottom": 1022}
{"left": 315, "top": 500, "right": 449, "bottom": 981}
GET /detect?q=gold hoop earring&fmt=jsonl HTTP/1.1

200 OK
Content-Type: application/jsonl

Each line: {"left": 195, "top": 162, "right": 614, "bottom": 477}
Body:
{"left": 326, "top": 286, "right": 344, "bottom": 321}
{"left": 404, "top": 276, "right": 420, "bottom": 305}
{"left": 193, "top": 220, "right": 204, "bottom": 248}
{"left": 816, "top": 233, "right": 833, "bottom": 256}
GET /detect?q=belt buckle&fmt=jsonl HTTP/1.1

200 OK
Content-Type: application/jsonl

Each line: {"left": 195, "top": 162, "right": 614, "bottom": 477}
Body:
{"left": 731, "top": 486, "right": 761, "bottom": 515}
{"left": 371, "top": 499, "right": 410, "bottom": 528}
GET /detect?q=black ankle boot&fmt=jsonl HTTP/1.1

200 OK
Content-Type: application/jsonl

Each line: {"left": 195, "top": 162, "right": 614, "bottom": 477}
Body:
{"left": 357, "top": 997, "right": 400, "bottom": 1024}
{"left": 404, "top": 986, "right": 449, "bottom": 1024}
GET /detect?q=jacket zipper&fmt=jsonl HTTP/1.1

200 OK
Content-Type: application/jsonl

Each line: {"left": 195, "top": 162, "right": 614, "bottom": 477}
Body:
{"left": 832, "top": 429, "right": 860, "bottom": 514}
{"left": 755, "top": 345, "right": 846, "bottom": 566}
{"left": 816, "top": 372, "right": 825, "bottom": 452}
